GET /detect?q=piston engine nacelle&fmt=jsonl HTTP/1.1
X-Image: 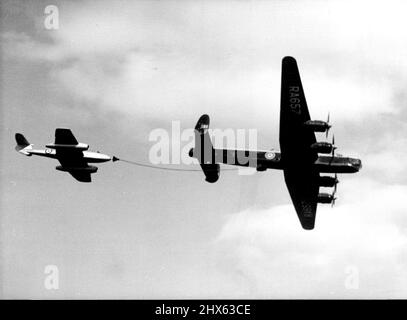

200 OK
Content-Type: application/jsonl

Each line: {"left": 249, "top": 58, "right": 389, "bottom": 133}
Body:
{"left": 55, "top": 165, "right": 98, "bottom": 173}
{"left": 256, "top": 165, "right": 267, "bottom": 172}
{"left": 317, "top": 193, "right": 335, "bottom": 204}
{"left": 46, "top": 142, "right": 89, "bottom": 150}
{"left": 304, "top": 120, "right": 330, "bottom": 132}
{"left": 318, "top": 176, "right": 338, "bottom": 187}
{"left": 310, "top": 142, "right": 334, "bottom": 154}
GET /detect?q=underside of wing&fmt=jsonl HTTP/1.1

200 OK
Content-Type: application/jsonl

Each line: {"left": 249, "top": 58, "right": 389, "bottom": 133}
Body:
{"left": 284, "top": 169, "right": 320, "bottom": 230}
{"left": 279, "top": 57, "right": 321, "bottom": 229}
{"left": 56, "top": 149, "right": 88, "bottom": 168}
{"left": 50, "top": 129, "right": 96, "bottom": 182}
{"left": 56, "top": 149, "right": 94, "bottom": 182}
{"left": 55, "top": 128, "right": 79, "bottom": 145}
{"left": 279, "top": 56, "right": 317, "bottom": 166}
{"left": 68, "top": 171, "right": 92, "bottom": 183}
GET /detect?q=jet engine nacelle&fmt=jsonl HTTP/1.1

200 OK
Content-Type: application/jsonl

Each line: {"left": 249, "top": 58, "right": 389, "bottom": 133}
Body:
{"left": 304, "top": 120, "right": 330, "bottom": 132}
{"left": 46, "top": 142, "right": 89, "bottom": 150}
{"left": 310, "top": 142, "right": 334, "bottom": 154}
{"left": 55, "top": 165, "right": 98, "bottom": 173}
{"left": 317, "top": 193, "right": 335, "bottom": 204}
{"left": 318, "top": 176, "right": 338, "bottom": 187}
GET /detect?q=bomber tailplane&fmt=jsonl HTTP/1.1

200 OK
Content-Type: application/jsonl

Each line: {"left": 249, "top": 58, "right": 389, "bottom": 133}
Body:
{"left": 189, "top": 114, "right": 220, "bottom": 183}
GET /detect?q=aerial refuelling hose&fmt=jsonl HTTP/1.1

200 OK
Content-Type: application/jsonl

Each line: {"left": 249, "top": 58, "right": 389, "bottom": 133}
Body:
{"left": 112, "top": 156, "right": 240, "bottom": 172}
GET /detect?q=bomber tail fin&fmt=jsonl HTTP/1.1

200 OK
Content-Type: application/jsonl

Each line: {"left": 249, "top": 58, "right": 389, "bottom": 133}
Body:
{"left": 15, "top": 133, "right": 33, "bottom": 156}
{"left": 189, "top": 114, "right": 220, "bottom": 183}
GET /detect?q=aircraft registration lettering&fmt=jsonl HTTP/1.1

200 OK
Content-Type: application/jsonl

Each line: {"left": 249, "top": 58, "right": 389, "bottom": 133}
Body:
{"left": 301, "top": 201, "right": 313, "bottom": 215}
{"left": 303, "top": 203, "right": 312, "bottom": 211}
{"left": 289, "top": 86, "right": 301, "bottom": 114}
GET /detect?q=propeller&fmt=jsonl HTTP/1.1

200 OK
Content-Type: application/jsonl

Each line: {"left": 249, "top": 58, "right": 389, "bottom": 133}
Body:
{"left": 331, "top": 195, "right": 337, "bottom": 207}
{"left": 325, "top": 113, "right": 332, "bottom": 138}
{"left": 331, "top": 135, "right": 337, "bottom": 157}
{"left": 331, "top": 173, "right": 338, "bottom": 207}
{"left": 334, "top": 173, "right": 339, "bottom": 192}
{"left": 333, "top": 174, "right": 339, "bottom": 195}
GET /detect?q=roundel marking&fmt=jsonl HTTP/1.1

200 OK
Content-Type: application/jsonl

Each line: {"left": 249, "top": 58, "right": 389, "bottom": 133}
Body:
{"left": 265, "top": 152, "right": 275, "bottom": 160}
{"left": 45, "top": 148, "right": 52, "bottom": 154}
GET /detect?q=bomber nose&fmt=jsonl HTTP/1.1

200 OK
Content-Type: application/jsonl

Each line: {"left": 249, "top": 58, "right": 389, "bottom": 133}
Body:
{"left": 354, "top": 159, "right": 362, "bottom": 171}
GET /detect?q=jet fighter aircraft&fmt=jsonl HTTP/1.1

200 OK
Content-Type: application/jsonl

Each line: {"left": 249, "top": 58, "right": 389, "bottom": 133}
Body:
{"left": 15, "top": 128, "right": 111, "bottom": 182}
{"left": 189, "top": 56, "right": 362, "bottom": 230}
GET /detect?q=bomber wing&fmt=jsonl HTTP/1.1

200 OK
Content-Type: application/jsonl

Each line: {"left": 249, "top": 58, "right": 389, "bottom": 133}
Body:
{"left": 279, "top": 56, "right": 320, "bottom": 229}
{"left": 284, "top": 169, "right": 319, "bottom": 230}
{"left": 279, "top": 56, "right": 318, "bottom": 165}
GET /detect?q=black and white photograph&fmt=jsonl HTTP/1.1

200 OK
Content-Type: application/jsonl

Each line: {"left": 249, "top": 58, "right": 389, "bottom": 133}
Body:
{"left": 1, "top": 0, "right": 407, "bottom": 307}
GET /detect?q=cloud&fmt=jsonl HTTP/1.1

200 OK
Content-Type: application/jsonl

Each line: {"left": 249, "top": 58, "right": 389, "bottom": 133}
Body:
{"left": 3, "top": 0, "right": 407, "bottom": 126}
{"left": 363, "top": 149, "right": 407, "bottom": 183}
{"left": 214, "top": 178, "right": 407, "bottom": 298}
{"left": 1, "top": 32, "right": 64, "bottom": 61}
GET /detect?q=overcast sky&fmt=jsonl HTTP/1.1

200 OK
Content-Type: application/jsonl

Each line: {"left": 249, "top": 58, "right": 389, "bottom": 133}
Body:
{"left": 1, "top": 0, "right": 407, "bottom": 298}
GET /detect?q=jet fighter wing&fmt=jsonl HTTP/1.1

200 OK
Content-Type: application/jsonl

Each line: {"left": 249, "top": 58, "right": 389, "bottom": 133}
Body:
{"left": 68, "top": 171, "right": 91, "bottom": 183}
{"left": 279, "top": 56, "right": 318, "bottom": 166}
{"left": 56, "top": 152, "right": 93, "bottom": 182}
{"left": 53, "top": 129, "right": 93, "bottom": 182}
{"left": 279, "top": 57, "right": 320, "bottom": 229}
{"left": 54, "top": 128, "right": 87, "bottom": 168}
{"left": 55, "top": 128, "right": 79, "bottom": 145}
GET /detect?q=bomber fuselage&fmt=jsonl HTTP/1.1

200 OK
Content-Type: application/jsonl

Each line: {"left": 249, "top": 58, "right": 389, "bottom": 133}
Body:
{"left": 204, "top": 148, "right": 362, "bottom": 174}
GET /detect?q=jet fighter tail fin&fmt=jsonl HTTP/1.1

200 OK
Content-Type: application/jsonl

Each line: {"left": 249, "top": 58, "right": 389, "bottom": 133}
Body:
{"left": 15, "top": 133, "right": 33, "bottom": 155}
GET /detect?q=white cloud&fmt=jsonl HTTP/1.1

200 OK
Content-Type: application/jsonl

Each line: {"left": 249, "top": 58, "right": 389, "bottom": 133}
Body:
{"left": 3, "top": 0, "right": 407, "bottom": 124}
{"left": 214, "top": 178, "right": 407, "bottom": 298}
{"left": 1, "top": 32, "right": 64, "bottom": 61}
{"left": 360, "top": 137, "right": 407, "bottom": 182}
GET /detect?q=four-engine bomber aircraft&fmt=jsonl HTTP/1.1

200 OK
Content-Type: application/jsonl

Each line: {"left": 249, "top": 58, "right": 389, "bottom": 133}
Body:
{"left": 15, "top": 129, "right": 111, "bottom": 182}
{"left": 189, "top": 56, "right": 362, "bottom": 230}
